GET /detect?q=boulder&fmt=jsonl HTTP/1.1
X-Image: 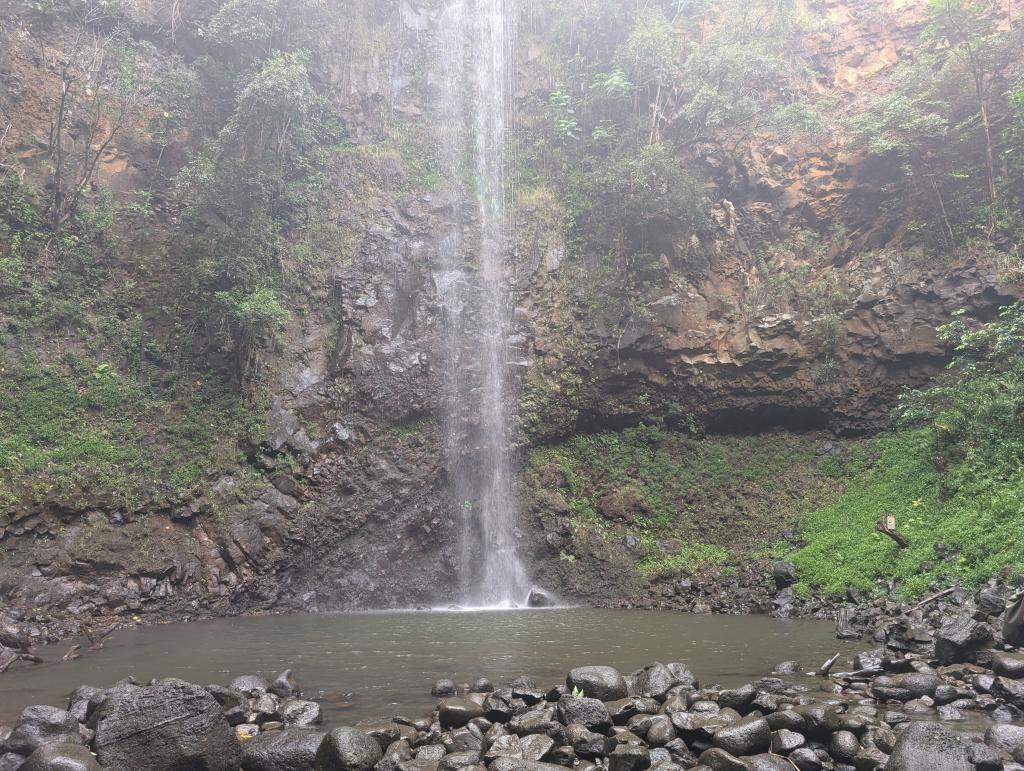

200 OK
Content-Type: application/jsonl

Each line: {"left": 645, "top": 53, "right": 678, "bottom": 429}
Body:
{"left": 608, "top": 744, "right": 651, "bottom": 771}
{"left": 634, "top": 663, "right": 675, "bottom": 701}
{"left": 718, "top": 684, "right": 756, "bottom": 712}
{"left": 566, "top": 666, "right": 628, "bottom": 701}
{"left": 269, "top": 670, "right": 300, "bottom": 698}
{"left": 699, "top": 747, "right": 749, "bottom": 771}
{"left": 993, "top": 652, "right": 1024, "bottom": 679}
{"left": 230, "top": 675, "right": 271, "bottom": 696}
{"left": 984, "top": 723, "right": 1024, "bottom": 757}
{"left": 714, "top": 716, "right": 771, "bottom": 756}
{"left": 20, "top": 742, "right": 102, "bottom": 771}
{"left": 241, "top": 728, "right": 325, "bottom": 771}
{"left": 934, "top": 614, "right": 993, "bottom": 664}
{"left": 280, "top": 699, "right": 322, "bottom": 726}
{"left": 870, "top": 673, "right": 941, "bottom": 702}
{"left": 884, "top": 721, "right": 972, "bottom": 771}
{"left": 489, "top": 761, "right": 564, "bottom": 771}
{"left": 431, "top": 680, "right": 458, "bottom": 698}
{"left": 0, "top": 754, "right": 24, "bottom": 771}
{"left": 744, "top": 754, "right": 794, "bottom": 771}
{"left": 314, "top": 728, "right": 382, "bottom": 771}
{"left": 6, "top": 706, "right": 81, "bottom": 756}
{"left": 92, "top": 679, "right": 240, "bottom": 771}
{"left": 556, "top": 695, "right": 611, "bottom": 733}
{"left": 771, "top": 729, "right": 806, "bottom": 754}
{"left": 438, "top": 699, "right": 485, "bottom": 729}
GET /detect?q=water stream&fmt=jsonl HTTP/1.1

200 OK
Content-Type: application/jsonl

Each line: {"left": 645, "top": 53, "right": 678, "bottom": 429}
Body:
{"left": 436, "top": 0, "right": 531, "bottom": 607}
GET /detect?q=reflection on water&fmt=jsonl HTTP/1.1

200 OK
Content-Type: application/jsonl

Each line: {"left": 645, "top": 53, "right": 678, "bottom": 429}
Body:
{"left": 0, "top": 608, "right": 861, "bottom": 724}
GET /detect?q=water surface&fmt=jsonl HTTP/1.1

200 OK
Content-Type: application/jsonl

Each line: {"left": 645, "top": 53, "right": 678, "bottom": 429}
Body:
{"left": 0, "top": 609, "right": 861, "bottom": 724}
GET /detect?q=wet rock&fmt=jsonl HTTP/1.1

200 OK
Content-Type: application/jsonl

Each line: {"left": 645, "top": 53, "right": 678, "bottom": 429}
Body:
{"left": 231, "top": 675, "right": 271, "bottom": 696}
{"left": 489, "top": 760, "right": 564, "bottom": 771}
{"left": 994, "top": 653, "right": 1024, "bottom": 679}
{"left": 608, "top": 744, "right": 651, "bottom": 771}
{"left": 521, "top": 733, "right": 555, "bottom": 761}
{"left": 482, "top": 694, "right": 513, "bottom": 723}
{"left": 567, "top": 666, "right": 628, "bottom": 701}
{"left": 745, "top": 754, "right": 794, "bottom": 771}
{"left": 985, "top": 724, "right": 1024, "bottom": 757}
{"left": 435, "top": 750, "right": 480, "bottom": 770}
{"left": 699, "top": 747, "right": 749, "bottom": 771}
{"left": 718, "top": 684, "right": 756, "bottom": 712}
{"left": 871, "top": 673, "right": 941, "bottom": 702}
{"left": 771, "top": 729, "right": 806, "bottom": 753}
{"left": 67, "top": 686, "right": 101, "bottom": 724}
{"left": 789, "top": 747, "right": 823, "bottom": 771}
{"left": 280, "top": 699, "right": 322, "bottom": 726}
{"left": 19, "top": 743, "right": 102, "bottom": 771}
{"left": 484, "top": 734, "right": 523, "bottom": 761}
{"left": 0, "top": 754, "right": 24, "bottom": 771}
{"left": 934, "top": 615, "right": 993, "bottom": 664}
{"left": 528, "top": 590, "right": 555, "bottom": 608}
{"left": 665, "top": 663, "right": 696, "bottom": 689}
{"left": 830, "top": 731, "right": 861, "bottom": 762}
{"left": 92, "top": 679, "right": 240, "bottom": 771}
{"left": 431, "top": 680, "right": 458, "bottom": 698}
{"left": 991, "top": 677, "right": 1024, "bottom": 708}
{"left": 472, "top": 678, "right": 494, "bottom": 693}
{"left": 377, "top": 740, "right": 413, "bottom": 771}
{"left": 634, "top": 663, "right": 675, "bottom": 701}
{"left": 774, "top": 661, "right": 801, "bottom": 675}
{"left": 438, "top": 700, "right": 485, "bottom": 729}
{"left": 314, "top": 727, "right": 382, "bottom": 771}
{"left": 884, "top": 721, "right": 972, "bottom": 771}
{"left": 968, "top": 742, "right": 1003, "bottom": 771}
{"left": 556, "top": 695, "right": 611, "bottom": 733}
{"left": 269, "top": 670, "right": 300, "bottom": 698}
{"left": 6, "top": 706, "right": 81, "bottom": 756}
{"left": 773, "top": 562, "right": 798, "bottom": 589}
{"left": 564, "top": 724, "right": 605, "bottom": 760}
{"left": 713, "top": 716, "right": 771, "bottom": 756}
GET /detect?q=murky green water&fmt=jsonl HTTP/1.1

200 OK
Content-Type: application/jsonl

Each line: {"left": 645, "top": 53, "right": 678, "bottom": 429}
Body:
{"left": 0, "top": 609, "right": 861, "bottom": 725}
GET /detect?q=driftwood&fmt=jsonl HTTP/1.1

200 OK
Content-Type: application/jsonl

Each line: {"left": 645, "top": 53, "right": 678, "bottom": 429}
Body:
{"left": 817, "top": 652, "right": 841, "bottom": 677}
{"left": 62, "top": 644, "right": 82, "bottom": 662}
{"left": 875, "top": 512, "right": 909, "bottom": 548}
{"left": 909, "top": 586, "right": 956, "bottom": 612}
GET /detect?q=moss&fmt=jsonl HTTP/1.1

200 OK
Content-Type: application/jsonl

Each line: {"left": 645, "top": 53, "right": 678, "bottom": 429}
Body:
{"left": 0, "top": 360, "right": 265, "bottom": 511}
{"left": 530, "top": 425, "right": 857, "bottom": 571}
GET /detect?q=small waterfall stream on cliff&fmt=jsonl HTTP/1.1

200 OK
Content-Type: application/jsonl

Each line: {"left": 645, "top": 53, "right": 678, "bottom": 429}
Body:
{"left": 436, "top": 0, "right": 531, "bottom": 607}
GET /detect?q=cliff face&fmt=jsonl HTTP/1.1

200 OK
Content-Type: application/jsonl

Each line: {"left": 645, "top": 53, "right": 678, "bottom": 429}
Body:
{"left": 0, "top": 0, "right": 1021, "bottom": 638}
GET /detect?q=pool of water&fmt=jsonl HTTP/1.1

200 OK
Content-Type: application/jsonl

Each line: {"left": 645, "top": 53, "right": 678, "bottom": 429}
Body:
{"left": 0, "top": 608, "right": 862, "bottom": 725}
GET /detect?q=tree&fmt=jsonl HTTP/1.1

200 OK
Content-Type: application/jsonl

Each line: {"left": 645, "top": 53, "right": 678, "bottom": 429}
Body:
{"left": 41, "top": 12, "right": 163, "bottom": 240}
{"left": 925, "top": 0, "right": 1023, "bottom": 235}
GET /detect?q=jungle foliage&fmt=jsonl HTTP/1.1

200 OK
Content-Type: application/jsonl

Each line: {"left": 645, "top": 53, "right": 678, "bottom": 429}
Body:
{"left": 793, "top": 302, "right": 1024, "bottom": 596}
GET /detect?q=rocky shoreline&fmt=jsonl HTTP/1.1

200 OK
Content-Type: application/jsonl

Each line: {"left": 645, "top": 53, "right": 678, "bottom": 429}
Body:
{"left": 3, "top": 581, "right": 1024, "bottom": 771}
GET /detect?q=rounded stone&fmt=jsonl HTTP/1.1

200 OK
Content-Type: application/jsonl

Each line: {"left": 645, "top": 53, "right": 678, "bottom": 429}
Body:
{"left": 566, "top": 666, "right": 628, "bottom": 701}
{"left": 438, "top": 698, "right": 485, "bottom": 729}
{"left": 314, "top": 727, "right": 382, "bottom": 771}
{"left": 93, "top": 679, "right": 241, "bottom": 771}
{"left": 19, "top": 743, "right": 102, "bottom": 771}
{"left": 713, "top": 716, "right": 771, "bottom": 757}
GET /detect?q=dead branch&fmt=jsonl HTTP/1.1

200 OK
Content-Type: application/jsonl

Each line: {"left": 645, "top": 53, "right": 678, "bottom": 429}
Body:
{"left": 875, "top": 512, "right": 909, "bottom": 548}
{"left": 909, "top": 586, "right": 956, "bottom": 613}
{"left": 817, "top": 652, "right": 841, "bottom": 676}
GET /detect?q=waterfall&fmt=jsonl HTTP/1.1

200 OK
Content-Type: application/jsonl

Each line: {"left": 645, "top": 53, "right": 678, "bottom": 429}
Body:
{"left": 437, "top": 0, "right": 532, "bottom": 608}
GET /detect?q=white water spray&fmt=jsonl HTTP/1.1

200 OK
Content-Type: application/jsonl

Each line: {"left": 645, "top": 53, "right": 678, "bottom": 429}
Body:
{"left": 436, "top": 0, "right": 533, "bottom": 608}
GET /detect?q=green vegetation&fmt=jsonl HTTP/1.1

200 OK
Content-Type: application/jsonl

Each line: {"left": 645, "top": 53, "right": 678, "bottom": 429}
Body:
{"left": 845, "top": 0, "right": 1023, "bottom": 251}
{"left": 0, "top": 361, "right": 266, "bottom": 510}
{"left": 530, "top": 425, "right": 857, "bottom": 577}
{"left": 793, "top": 302, "right": 1024, "bottom": 597}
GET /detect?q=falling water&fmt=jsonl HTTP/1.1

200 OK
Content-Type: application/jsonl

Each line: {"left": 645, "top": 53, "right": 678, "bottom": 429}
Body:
{"left": 437, "top": 0, "right": 532, "bottom": 607}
